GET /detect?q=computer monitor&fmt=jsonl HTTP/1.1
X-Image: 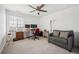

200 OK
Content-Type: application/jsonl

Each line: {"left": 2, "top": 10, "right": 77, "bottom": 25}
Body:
{"left": 25, "top": 24, "right": 30, "bottom": 28}
{"left": 31, "top": 24, "right": 37, "bottom": 28}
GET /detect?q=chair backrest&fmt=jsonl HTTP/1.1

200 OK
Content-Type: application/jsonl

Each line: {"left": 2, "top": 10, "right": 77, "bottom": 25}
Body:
{"left": 35, "top": 28, "right": 40, "bottom": 33}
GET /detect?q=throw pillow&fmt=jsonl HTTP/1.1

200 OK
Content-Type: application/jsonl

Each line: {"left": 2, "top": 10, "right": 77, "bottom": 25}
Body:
{"left": 53, "top": 31, "right": 59, "bottom": 37}
{"left": 60, "top": 32, "right": 69, "bottom": 39}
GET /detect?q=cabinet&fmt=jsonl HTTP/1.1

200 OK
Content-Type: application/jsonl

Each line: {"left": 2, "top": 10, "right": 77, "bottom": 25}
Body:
{"left": 16, "top": 32, "right": 24, "bottom": 40}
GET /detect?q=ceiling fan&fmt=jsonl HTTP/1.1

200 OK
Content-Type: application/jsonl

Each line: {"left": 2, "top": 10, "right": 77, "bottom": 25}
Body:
{"left": 28, "top": 4, "right": 47, "bottom": 15}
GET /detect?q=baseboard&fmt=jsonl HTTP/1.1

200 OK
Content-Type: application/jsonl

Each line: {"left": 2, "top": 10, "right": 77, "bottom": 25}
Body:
{"left": 0, "top": 46, "right": 4, "bottom": 53}
{"left": 0, "top": 39, "right": 6, "bottom": 54}
{"left": 0, "top": 42, "right": 6, "bottom": 54}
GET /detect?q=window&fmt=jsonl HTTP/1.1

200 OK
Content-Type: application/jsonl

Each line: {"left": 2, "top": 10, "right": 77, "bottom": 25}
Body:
{"left": 8, "top": 15, "right": 24, "bottom": 28}
{"left": 17, "top": 17, "right": 24, "bottom": 27}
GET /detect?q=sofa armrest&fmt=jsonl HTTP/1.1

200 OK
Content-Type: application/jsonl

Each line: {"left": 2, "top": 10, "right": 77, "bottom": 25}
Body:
{"left": 67, "top": 36, "right": 74, "bottom": 51}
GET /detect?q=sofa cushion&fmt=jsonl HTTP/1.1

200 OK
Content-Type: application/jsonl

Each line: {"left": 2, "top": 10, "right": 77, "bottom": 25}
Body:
{"left": 49, "top": 37, "right": 67, "bottom": 44}
{"left": 53, "top": 30, "right": 59, "bottom": 37}
{"left": 59, "top": 32, "right": 69, "bottom": 39}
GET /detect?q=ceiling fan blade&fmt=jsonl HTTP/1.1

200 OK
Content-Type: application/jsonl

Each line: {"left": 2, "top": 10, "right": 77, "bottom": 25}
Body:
{"left": 39, "top": 4, "right": 45, "bottom": 9}
{"left": 30, "top": 10, "right": 36, "bottom": 13}
{"left": 39, "top": 10, "right": 47, "bottom": 12}
{"left": 28, "top": 5, "right": 37, "bottom": 10}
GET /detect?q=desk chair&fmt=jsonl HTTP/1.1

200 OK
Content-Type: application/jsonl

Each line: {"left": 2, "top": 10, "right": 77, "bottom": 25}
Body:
{"left": 33, "top": 28, "right": 40, "bottom": 40}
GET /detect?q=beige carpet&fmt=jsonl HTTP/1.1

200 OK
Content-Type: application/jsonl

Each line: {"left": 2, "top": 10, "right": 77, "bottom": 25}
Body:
{"left": 2, "top": 37, "right": 74, "bottom": 54}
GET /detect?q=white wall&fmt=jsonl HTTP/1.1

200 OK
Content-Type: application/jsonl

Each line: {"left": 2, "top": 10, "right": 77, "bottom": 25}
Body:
{"left": 23, "top": 14, "right": 40, "bottom": 27}
{"left": 40, "top": 5, "right": 79, "bottom": 46}
{"left": 0, "top": 5, "right": 6, "bottom": 53}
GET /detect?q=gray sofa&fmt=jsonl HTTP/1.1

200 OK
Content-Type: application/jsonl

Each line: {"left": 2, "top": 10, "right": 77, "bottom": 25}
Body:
{"left": 48, "top": 30, "right": 74, "bottom": 51}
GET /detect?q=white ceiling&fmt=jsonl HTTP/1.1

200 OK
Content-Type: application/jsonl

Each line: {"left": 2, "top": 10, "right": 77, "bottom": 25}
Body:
{"left": 3, "top": 4, "right": 78, "bottom": 16}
